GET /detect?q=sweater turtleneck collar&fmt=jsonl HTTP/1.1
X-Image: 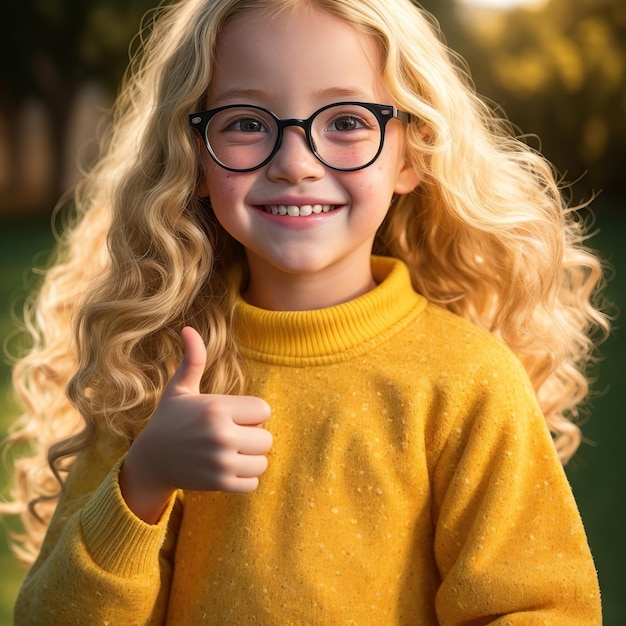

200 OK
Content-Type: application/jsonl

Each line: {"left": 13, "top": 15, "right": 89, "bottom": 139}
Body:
{"left": 233, "top": 256, "right": 426, "bottom": 364}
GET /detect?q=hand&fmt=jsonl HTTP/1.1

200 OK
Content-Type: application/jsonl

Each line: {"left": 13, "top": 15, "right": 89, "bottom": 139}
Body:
{"left": 119, "top": 327, "right": 272, "bottom": 523}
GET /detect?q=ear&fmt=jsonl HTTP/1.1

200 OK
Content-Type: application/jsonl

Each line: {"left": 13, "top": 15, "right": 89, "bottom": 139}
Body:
{"left": 393, "top": 160, "right": 421, "bottom": 195}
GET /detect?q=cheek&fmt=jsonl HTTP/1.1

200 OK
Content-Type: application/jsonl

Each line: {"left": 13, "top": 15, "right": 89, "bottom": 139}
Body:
{"left": 205, "top": 169, "right": 240, "bottom": 205}
{"left": 350, "top": 163, "right": 398, "bottom": 199}
{"left": 203, "top": 170, "right": 256, "bottom": 236}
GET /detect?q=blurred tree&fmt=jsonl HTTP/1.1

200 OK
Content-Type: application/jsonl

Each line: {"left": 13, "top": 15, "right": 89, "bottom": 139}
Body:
{"left": 417, "top": 0, "right": 461, "bottom": 44}
{"left": 0, "top": 0, "right": 157, "bottom": 205}
{"left": 456, "top": 0, "right": 626, "bottom": 199}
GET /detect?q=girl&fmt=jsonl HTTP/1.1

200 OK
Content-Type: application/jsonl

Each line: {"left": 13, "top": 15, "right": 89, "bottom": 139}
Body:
{"left": 4, "top": 0, "right": 608, "bottom": 623}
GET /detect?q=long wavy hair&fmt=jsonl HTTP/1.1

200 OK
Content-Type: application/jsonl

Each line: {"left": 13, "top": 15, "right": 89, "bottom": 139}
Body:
{"left": 2, "top": 0, "right": 609, "bottom": 566}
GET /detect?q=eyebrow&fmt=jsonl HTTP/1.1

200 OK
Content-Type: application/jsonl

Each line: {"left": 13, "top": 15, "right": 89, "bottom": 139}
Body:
{"left": 210, "top": 86, "right": 374, "bottom": 105}
{"left": 313, "top": 87, "right": 373, "bottom": 100}
{"left": 211, "top": 88, "right": 270, "bottom": 103}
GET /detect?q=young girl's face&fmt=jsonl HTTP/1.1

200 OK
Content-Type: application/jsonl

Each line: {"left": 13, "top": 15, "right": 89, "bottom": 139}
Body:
{"left": 197, "top": 5, "right": 419, "bottom": 309}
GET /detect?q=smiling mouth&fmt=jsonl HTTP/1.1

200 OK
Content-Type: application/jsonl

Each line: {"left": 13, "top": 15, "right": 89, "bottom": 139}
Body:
{"left": 261, "top": 204, "right": 339, "bottom": 216}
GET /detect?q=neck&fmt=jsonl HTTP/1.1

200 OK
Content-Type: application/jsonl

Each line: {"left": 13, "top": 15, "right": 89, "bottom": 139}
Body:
{"left": 242, "top": 254, "right": 377, "bottom": 311}
{"left": 232, "top": 256, "right": 427, "bottom": 361}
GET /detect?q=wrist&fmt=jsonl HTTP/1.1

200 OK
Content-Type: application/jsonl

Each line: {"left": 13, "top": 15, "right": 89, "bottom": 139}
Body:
{"left": 119, "top": 446, "right": 175, "bottom": 524}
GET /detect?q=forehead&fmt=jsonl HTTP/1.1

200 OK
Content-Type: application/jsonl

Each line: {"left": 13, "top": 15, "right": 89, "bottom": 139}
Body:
{"left": 208, "top": 5, "right": 390, "bottom": 109}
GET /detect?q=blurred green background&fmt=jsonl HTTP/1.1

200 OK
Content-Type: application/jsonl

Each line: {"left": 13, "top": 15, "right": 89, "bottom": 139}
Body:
{"left": 0, "top": 0, "right": 624, "bottom": 623}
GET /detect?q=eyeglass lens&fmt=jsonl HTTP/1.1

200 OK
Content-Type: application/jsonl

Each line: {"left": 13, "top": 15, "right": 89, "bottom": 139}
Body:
{"left": 204, "top": 103, "right": 382, "bottom": 171}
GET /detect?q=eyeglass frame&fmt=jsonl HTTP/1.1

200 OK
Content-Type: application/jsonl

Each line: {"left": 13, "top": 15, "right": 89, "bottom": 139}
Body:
{"left": 189, "top": 101, "right": 411, "bottom": 173}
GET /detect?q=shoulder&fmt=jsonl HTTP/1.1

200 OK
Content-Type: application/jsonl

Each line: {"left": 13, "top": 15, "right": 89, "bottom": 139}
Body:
{"left": 381, "top": 299, "right": 540, "bottom": 441}
{"left": 413, "top": 306, "right": 551, "bottom": 470}
{"left": 401, "top": 300, "right": 529, "bottom": 385}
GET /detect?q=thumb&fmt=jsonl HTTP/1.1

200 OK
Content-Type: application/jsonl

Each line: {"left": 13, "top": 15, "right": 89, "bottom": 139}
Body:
{"left": 165, "top": 326, "right": 208, "bottom": 396}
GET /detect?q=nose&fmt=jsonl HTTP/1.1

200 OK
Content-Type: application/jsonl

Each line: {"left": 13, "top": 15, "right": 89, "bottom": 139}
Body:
{"left": 265, "top": 127, "right": 326, "bottom": 183}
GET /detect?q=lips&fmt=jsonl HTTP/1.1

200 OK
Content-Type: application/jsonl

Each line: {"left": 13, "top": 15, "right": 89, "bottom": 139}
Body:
{"left": 262, "top": 204, "right": 338, "bottom": 216}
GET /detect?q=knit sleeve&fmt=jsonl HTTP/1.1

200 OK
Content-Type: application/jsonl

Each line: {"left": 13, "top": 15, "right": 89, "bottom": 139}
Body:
{"left": 14, "top": 431, "right": 180, "bottom": 625}
{"left": 430, "top": 346, "right": 601, "bottom": 625}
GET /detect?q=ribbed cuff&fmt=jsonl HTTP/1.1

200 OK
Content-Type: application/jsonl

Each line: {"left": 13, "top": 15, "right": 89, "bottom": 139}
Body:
{"left": 80, "top": 459, "right": 176, "bottom": 578}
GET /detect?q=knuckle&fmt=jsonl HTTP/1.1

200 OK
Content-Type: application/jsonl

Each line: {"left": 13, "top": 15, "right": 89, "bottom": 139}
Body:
{"left": 202, "top": 396, "right": 229, "bottom": 419}
{"left": 202, "top": 416, "right": 238, "bottom": 449}
{"left": 212, "top": 426, "right": 238, "bottom": 449}
{"left": 212, "top": 450, "right": 237, "bottom": 474}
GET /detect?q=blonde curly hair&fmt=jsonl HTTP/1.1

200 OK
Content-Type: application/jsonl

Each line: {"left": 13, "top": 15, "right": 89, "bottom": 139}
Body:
{"left": 2, "top": 0, "right": 609, "bottom": 566}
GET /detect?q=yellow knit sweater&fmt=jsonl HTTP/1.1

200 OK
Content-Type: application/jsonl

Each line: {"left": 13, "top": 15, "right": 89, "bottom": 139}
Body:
{"left": 15, "top": 257, "right": 601, "bottom": 625}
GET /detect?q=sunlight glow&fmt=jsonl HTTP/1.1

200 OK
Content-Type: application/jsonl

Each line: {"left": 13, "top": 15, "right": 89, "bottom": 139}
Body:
{"left": 458, "top": 0, "right": 548, "bottom": 9}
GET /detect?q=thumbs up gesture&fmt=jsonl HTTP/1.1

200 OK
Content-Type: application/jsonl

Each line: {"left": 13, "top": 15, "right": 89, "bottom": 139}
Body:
{"left": 120, "top": 327, "right": 273, "bottom": 523}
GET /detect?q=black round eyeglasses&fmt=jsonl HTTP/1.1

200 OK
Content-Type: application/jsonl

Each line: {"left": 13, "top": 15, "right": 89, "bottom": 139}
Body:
{"left": 189, "top": 101, "right": 411, "bottom": 173}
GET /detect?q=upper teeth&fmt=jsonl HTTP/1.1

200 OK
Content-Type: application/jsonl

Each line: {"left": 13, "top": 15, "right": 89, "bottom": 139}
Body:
{"left": 265, "top": 204, "right": 334, "bottom": 216}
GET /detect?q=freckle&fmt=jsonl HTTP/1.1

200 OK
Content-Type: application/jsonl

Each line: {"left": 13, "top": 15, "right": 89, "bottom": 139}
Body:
{"left": 356, "top": 533, "right": 362, "bottom": 539}
{"left": 331, "top": 507, "right": 339, "bottom": 514}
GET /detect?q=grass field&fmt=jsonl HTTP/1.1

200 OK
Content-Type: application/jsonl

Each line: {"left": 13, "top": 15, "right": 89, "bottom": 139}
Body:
{"left": 1, "top": 206, "right": 624, "bottom": 624}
